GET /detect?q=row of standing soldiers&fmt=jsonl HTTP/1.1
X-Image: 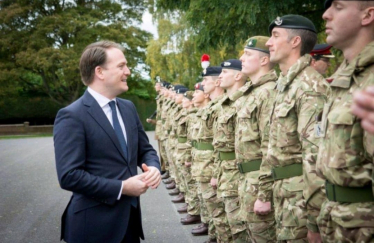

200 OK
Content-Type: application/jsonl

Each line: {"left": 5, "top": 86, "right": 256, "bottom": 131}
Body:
{"left": 148, "top": 5, "right": 374, "bottom": 243}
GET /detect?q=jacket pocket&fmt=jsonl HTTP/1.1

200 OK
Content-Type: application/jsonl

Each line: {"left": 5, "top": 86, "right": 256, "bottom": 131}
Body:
{"left": 73, "top": 196, "right": 102, "bottom": 214}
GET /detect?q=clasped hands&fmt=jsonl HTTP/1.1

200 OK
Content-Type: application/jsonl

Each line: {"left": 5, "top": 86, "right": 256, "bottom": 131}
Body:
{"left": 121, "top": 164, "right": 161, "bottom": 197}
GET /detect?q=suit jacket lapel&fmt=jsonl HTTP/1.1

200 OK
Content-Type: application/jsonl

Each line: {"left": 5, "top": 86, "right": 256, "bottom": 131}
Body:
{"left": 83, "top": 91, "right": 129, "bottom": 163}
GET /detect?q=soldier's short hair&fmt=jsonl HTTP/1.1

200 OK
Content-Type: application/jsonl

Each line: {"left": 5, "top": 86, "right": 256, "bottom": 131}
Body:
{"left": 359, "top": 1, "right": 374, "bottom": 10}
{"left": 79, "top": 41, "right": 124, "bottom": 85}
{"left": 286, "top": 29, "right": 317, "bottom": 56}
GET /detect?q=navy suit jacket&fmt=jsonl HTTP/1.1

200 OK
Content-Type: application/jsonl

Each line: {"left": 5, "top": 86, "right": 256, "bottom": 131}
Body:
{"left": 54, "top": 90, "right": 160, "bottom": 243}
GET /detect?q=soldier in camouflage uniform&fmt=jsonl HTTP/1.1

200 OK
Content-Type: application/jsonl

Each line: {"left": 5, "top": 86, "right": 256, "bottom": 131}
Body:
{"left": 212, "top": 59, "right": 248, "bottom": 242}
{"left": 181, "top": 82, "right": 210, "bottom": 226}
{"left": 314, "top": 1, "right": 374, "bottom": 242}
{"left": 165, "top": 85, "right": 185, "bottom": 192}
{"left": 254, "top": 15, "right": 328, "bottom": 242}
{"left": 159, "top": 82, "right": 172, "bottom": 181}
{"left": 171, "top": 86, "right": 190, "bottom": 204}
{"left": 236, "top": 36, "right": 278, "bottom": 243}
{"left": 176, "top": 91, "right": 198, "bottom": 214}
{"left": 200, "top": 68, "right": 232, "bottom": 243}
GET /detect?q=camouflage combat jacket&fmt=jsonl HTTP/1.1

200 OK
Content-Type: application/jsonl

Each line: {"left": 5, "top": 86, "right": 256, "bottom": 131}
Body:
{"left": 235, "top": 71, "right": 277, "bottom": 172}
{"left": 258, "top": 55, "right": 328, "bottom": 214}
{"left": 155, "top": 95, "right": 164, "bottom": 138}
{"left": 192, "top": 96, "right": 224, "bottom": 182}
{"left": 213, "top": 90, "right": 244, "bottom": 197}
{"left": 316, "top": 42, "right": 374, "bottom": 229}
{"left": 160, "top": 98, "right": 172, "bottom": 141}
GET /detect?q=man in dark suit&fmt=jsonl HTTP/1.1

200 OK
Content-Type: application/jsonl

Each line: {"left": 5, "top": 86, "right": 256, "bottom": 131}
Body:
{"left": 54, "top": 41, "right": 161, "bottom": 243}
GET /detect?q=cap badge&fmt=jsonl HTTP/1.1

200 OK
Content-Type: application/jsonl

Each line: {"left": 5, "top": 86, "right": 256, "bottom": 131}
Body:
{"left": 203, "top": 69, "right": 207, "bottom": 75}
{"left": 223, "top": 62, "right": 231, "bottom": 67}
{"left": 248, "top": 39, "right": 253, "bottom": 47}
{"left": 275, "top": 17, "right": 282, "bottom": 26}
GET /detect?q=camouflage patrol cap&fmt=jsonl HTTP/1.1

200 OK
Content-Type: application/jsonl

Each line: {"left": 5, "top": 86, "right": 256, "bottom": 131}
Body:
{"left": 221, "top": 59, "right": 242, "bottom": 71}
{"left": 184, "top": 91, "right": 194, "bottom": 100}
{"left": 201, "top": 66, "right": 222, "bottom": 77}
{"left": 245, "top": 36, "right": 270, "bottom": 54}
{"left": 269, "top": 14, "right": 317, "bottom": 34}
{"left": 195, "top": 82, "right": 204, "bottom": 91}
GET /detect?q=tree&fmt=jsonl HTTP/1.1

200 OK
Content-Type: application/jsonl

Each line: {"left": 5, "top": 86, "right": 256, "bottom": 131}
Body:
{"left": 145, "top": 10, "right": 242, "bottom": 89}
{"left": 155, "top": 0, "right": 326, "bottom": 50}
{"left": 0, "top": 0, "right": 152, "bottom": 106}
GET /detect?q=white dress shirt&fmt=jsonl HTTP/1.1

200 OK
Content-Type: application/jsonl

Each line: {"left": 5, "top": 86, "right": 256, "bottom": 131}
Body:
{"left": 87, "top": 87, "right": 126, "bottom": 199}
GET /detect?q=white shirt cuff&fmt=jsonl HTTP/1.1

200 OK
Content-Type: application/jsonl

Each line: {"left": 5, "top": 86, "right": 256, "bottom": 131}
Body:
{"left": 117, "top": 182, "right": 123, "bottom": 200}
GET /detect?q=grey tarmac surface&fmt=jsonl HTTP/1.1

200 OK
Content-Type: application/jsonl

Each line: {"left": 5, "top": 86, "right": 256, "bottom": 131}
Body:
{"left": 0, "top": 132, "right": 208, "bottom": 243}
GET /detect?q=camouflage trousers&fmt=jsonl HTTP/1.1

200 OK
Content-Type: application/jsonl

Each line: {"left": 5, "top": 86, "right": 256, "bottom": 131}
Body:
{"left": 238, "top": 172, "right": 276, "bottom": 243}
{"left": 165, "top": 138, "right": 179, "bottom": 187}
{"left": 273, "top": 175, "right": 307, "bottom": 242}
{"left": 317, "top": 200, "right": 374, "bottom": 243}
{"left": 159, "top": 139, "right": 169, "bottom": 172}
{"left": 197, "top": 182, "right": 210, "bottom": 224}
{"left": 175, "top": 146, "right": 192, "bottom": 193}
{"left": 216, "top": 159, "right": 248, "bottom": 242}
{"left": 184, "top": 169, "right": 200, "bottom": 216}
{"left": 200, "top": 181, "right": 231, "bottom": 242}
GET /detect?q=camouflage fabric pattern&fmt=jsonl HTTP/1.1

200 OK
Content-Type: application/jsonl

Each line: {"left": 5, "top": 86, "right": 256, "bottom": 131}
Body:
{"left": 316, "top": 42, "right": 374, "bottom": 242}
{"left": 212, "top": 90, "right": 248, "bottom": 241}
{"left": 174, "top": 108, "right": 190, "bottom": 193}
{"left": 214, "top": 92, "right": 241, "bottom": 198}
{"left": 234, "top": 71, "right": 278, "bottom": 242}
{"left": 197, "top": 182, "right": 210, "bottom": 224}
{"left": 223, "top": 196, "right": 248, "bottom": 242}
{"left": 183, "top": 108, "right": 200, "bottom": 215}
{"left": 257, "top": 55, "right": 328, "bottom": 241}
{"left": 165, "top": 102, "right": 180, "bottom": 183}
{"left": 193, "top": 97, "right": 230, "bottom": 242}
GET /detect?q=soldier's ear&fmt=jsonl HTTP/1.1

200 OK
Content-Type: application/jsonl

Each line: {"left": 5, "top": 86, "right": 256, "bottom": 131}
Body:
{"left": 362, "top": 7, "right": 374, "bottom": 26}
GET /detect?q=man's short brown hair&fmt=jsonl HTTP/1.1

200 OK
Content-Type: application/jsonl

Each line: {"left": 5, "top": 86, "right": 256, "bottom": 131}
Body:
{"left": 79, "top": 41, "right": 124, "bottom": 85}
{"left": 286, "top": 29, "right": 317, "bottom": 56}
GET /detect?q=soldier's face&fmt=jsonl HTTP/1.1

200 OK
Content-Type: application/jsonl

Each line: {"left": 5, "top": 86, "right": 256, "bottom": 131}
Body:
{"left": 311, "top": 58, "right": 330, "bottom": 75}
{"left": 155, "top": 83, "right": 161, "bottom": 92}
{"left": 175, "top": 94, "right": 184, "bottom": 104}
{"left": 218, "top": 69, "right": 236, "bottom": 90}
{"left": 201, "top": 76, "right": 217, "bottom": 94}
{"left": 267, "top": 28, "right": 293, "bottom": 64}
{"left": 192, "top": 90, "right": 206, "bottom": 106}
{"left": 240, "top": 49, "right": 262, "bottom": 76}
{"left": 182, "top": 97, "right": 192, "bottom": 108}
{"left": 323, "top": 1, "right": 364, "bottom": 50}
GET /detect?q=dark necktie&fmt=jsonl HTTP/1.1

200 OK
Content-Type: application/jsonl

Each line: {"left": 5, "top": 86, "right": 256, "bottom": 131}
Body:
{"left": 109, "top": 101, "right": 128, "bottom": 161}
{"left": 109, "top": 101, "right": 137, "bottom": 207}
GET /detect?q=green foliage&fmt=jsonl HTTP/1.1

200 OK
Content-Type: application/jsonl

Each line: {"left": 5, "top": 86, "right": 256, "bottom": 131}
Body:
{"left": 155, "top": 0, "right": 325, "bottom": 50}
{"left": 0, "top": 0, "right": 152, "bottom": 106}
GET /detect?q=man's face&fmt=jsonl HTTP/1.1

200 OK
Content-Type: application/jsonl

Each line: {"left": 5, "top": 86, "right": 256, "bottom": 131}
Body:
{"left": 323, "top": 1, "right": 362, "bottom": 49}
{"left": 311, "top": 57, "right": 331, "bottom": 75}
{"left": 201, "top": 76, "right": 216, "bottom": 94}
{"left": 240, "top": 49, "right": 262, "bottom": 76}
{"left": 101, "top": 48, "right": 131, "bottom": 96}
{"left": 266, "top": 28, "right": 293, "bottom": 64}
{"left": 192, "top": 90, "right": 206, "bottom": 107}
{"left": 155, "top": 83, "right": 161, "bottom": 92}
{"left": 218, "top": 69, "right": 236, "bottom": 90}
{"left": 175, "top": 93, "right": 184, "bottom": 104}
{"left": 182, "top": 97, "right": 192, "bottom": 108}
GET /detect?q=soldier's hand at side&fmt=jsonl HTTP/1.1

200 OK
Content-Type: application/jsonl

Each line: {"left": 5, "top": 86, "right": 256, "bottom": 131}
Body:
{"left": 185, "top": 162, "right": 192, "bottom": 167}
{"left": 254, "top": 199, "right": 271, "bottom": 215}
{"left": 122, "top": 174, "right": 148, "bottom": 197}
{"left": 210, "top": 178, "right": 217, "bottom": 189}
{"left": 142, "top": 164, "right": 161, "bottom": 189}
{"left": 307, "top": 231, "right": 322, "bottom": 243}
{"left": 352, "top": 87, "right": 374, "bottom": 134}
{"left": 146, "top": 118, "right": 151, "bottom": 123}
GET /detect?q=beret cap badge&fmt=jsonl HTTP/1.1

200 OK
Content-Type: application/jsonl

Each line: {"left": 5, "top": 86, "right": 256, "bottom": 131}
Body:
{"left": 275, "top": 17, "right": 282, "bottom": 26}
{"left": 223, "top": 62, "right": 231, "bottom": 67}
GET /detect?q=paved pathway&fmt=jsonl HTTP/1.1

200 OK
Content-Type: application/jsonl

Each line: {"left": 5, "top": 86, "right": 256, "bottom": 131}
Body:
{"left": 0, "top": 132, "right": 208, "bottom": 243}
